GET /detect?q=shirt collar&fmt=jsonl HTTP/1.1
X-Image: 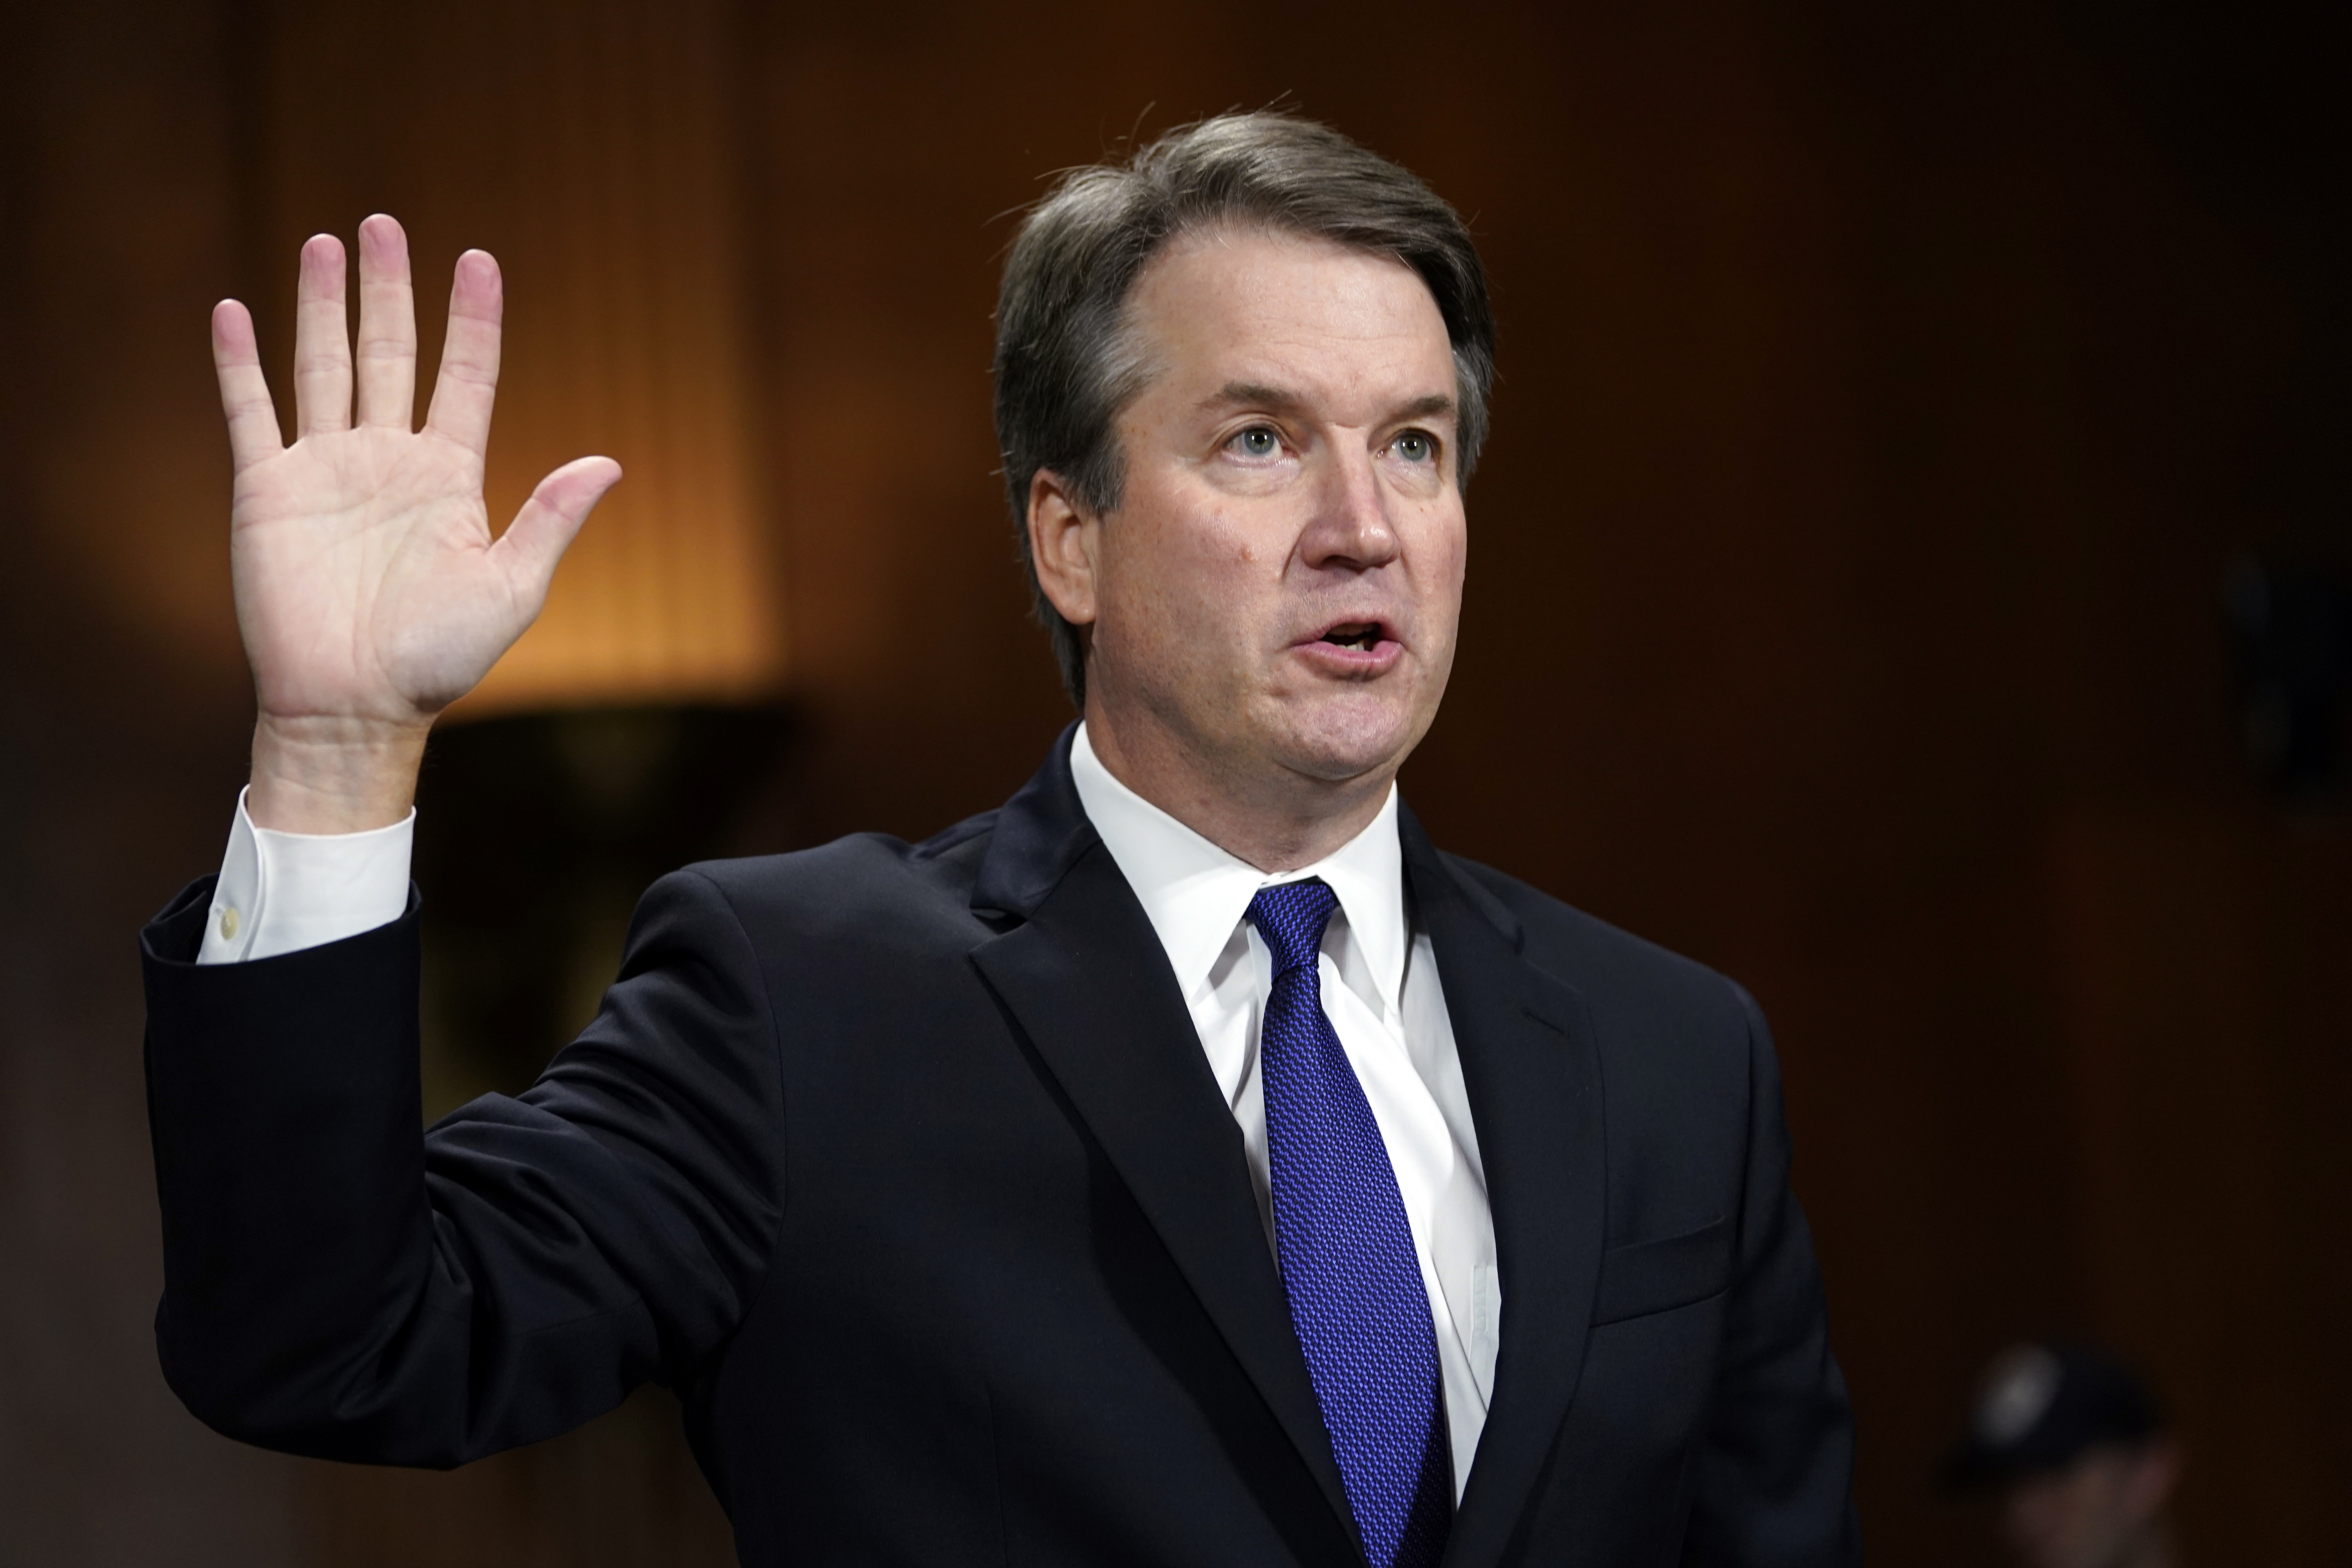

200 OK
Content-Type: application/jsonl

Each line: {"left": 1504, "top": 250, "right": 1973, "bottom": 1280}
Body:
{"left": 1067, "top": 722, "right": 1408, "bottom": 1017}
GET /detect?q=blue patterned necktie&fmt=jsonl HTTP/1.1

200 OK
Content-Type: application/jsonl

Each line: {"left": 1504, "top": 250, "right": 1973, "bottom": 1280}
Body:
{"left": 1247, "top": 879, "right": 1452, "bottom": 1568}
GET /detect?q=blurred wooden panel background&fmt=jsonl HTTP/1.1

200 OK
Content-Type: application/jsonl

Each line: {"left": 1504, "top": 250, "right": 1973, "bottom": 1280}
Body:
{"left": 1, "top": 0, "right": 2344, "bottom": 1564}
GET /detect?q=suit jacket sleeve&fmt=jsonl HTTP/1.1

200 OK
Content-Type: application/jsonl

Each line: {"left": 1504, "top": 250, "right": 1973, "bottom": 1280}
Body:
{"left": 1681, "top": 984, "right": 1862, "bottom": 1566}
{"left": 140, "top": 866, "right": 784, "bottom": 1467}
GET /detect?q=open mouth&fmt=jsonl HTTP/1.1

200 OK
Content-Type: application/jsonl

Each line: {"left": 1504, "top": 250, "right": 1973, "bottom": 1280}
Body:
{"left": 1317, "top": 622, "right": 1386, "bottom": 651}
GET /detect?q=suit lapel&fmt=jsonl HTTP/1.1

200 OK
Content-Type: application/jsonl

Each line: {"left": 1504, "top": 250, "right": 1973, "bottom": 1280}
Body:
{"left": 1401, "top": 809, "right": 1607, "bottom": 1568}
{"left": 968, "top": 733, "right": 1361, "bottom": 1550}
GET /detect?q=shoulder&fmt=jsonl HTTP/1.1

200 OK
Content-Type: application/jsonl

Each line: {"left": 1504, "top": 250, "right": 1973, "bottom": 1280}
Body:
{"left": 637, "top": 810, "right": 1004, "bottom": 956}
{"left": 1434, "top": 849, "right": 1761, "bottom": 1052}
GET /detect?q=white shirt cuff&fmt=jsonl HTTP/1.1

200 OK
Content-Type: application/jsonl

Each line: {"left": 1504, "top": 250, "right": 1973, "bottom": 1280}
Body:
{"left": 195, "top": 788, "right": 416, "bottom": 964}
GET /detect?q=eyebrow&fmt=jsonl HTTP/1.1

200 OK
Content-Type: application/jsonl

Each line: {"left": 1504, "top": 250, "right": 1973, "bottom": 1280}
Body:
{"left": 1206, "top": 381, "right": 1457, "bottom": 424}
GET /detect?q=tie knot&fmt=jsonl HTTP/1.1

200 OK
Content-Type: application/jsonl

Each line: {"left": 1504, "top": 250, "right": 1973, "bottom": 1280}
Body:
{"left": 1247, "top": 878, "right": 1339, "bottom": 977}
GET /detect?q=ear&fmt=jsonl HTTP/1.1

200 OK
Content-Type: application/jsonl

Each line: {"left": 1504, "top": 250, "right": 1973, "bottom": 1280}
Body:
{"left": 1026, "top": 468, "right": 1101, "bottom": 628}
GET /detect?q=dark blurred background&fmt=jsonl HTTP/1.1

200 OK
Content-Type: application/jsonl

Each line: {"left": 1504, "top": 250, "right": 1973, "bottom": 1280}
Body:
{"left": 3, "top": 1, "right": 2347, "bottom": 1563}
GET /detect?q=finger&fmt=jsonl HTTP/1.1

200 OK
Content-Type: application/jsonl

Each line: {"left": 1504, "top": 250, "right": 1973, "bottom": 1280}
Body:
{"left": 492, "top": 456, "right": 622, "bottom": 613}
{"left": 352, "top": 215, "right": 417, "bottom": 430}
{"left": 292, "top": 234, "right": 353, "bottom": 438}
{"left": 212, "top": 299, "right": 286, "bottom": 474}
{"left": 423, "top": 249, "right": 503, "bottom": 457}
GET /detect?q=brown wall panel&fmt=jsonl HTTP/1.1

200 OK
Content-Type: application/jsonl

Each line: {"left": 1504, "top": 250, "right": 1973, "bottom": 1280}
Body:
{"left": 2052, "top": 809, "right": 2351, "bottom": 1564}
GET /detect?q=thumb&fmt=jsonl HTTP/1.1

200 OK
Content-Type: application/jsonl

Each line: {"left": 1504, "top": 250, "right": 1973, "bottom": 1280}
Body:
{"left": 494, "top": 455, "right": 622, "bottom": 612}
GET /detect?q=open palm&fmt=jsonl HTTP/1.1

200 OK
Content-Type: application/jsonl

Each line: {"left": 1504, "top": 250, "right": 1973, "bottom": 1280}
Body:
{"left": 216, "top": 216, "right": 618, "bottom": 736}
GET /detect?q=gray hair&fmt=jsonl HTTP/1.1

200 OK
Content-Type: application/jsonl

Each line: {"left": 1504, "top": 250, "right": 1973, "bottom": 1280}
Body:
{"left": 993, "top": 111, "right": 1498, "bottom": 706}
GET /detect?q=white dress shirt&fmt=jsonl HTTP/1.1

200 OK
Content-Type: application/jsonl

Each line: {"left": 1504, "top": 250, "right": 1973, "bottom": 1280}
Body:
{"left": 195, "top": 729, "right": 1503, "bottom": 1492}
{"left": 1068, "top": 725, "right": 1499, "bottom": 1495}
{"left": 196, "top": 788, "right": 413, "bottom": 964}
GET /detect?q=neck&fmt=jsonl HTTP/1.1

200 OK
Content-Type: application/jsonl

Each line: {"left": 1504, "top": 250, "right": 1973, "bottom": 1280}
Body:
{"left": 1082, "top": 707, "right": 1396, "bottom": 873}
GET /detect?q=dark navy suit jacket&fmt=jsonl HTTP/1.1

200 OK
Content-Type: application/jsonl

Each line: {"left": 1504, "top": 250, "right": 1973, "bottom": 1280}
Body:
{"left": 141, "top": 729, "right": 1859, "bottom": 1566}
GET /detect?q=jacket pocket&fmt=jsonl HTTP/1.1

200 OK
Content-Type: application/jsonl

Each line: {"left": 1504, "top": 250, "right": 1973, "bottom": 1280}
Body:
{"left": 1592, "top": 1216, "right": 1732, "bottom": 1325}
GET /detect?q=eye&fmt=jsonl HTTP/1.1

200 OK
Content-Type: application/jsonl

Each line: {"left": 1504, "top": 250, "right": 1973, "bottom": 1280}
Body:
{"left": 1391, "top": 430, "right": 1436, "bottom": 464}
{"left": 1229, "top": 425, "right": 1282, "bottom": 459}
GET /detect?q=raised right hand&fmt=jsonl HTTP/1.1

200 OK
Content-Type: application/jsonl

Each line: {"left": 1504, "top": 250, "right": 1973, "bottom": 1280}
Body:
{"left": 214, "top": 215, "right": 619, "bottom": 831}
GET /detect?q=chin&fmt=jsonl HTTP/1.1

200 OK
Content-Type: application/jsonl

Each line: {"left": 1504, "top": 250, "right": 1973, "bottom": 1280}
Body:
{"left": 1265, "top": 697, "right": 1426, "bottom": 784}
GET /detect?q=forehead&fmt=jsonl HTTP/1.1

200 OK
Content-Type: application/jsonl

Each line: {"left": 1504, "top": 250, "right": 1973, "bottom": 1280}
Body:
{"left": 1125, "top": 227, "right": 1456, "bottom": 407}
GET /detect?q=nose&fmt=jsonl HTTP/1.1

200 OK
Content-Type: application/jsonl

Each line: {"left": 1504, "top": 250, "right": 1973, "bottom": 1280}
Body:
{"left": 1297, "top": 443, "right": 1401, "bottom": 573}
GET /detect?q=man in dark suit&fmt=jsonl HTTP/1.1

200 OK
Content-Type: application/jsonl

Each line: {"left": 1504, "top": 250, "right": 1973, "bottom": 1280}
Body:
{"left": 143, "top": 113, "right": 1859, "bottom": 1566}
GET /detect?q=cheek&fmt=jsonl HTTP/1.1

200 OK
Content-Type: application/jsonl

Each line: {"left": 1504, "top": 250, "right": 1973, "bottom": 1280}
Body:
{"left": 1439, "top": 506, "right": 1471, "bottom": 580}
{"left": 1411, "top": 510, "right": 1470, "bottom": 626}
{"left": 1129, "top": 487, "right": 1265, "bottom": 594}
{"left": 1095, "top": 501, "right": 1259, "bottom": 656}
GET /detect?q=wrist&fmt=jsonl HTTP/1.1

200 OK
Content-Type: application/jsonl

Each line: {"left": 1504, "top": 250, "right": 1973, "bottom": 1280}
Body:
{"left": 248, "top": 713, "right": 430, "bottom": 833}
